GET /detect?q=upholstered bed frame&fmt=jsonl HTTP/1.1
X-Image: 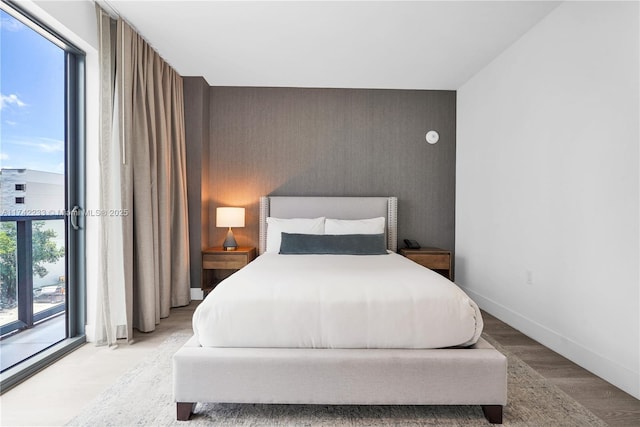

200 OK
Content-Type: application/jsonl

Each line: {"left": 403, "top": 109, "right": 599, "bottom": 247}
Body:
{"left": 173, "top": 196, "right": 507, "bottom": 424}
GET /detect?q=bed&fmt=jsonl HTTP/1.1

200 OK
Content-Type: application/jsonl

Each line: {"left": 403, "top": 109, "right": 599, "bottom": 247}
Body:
{"left": 173, "top": 196, "right": 507, "bottom": 424}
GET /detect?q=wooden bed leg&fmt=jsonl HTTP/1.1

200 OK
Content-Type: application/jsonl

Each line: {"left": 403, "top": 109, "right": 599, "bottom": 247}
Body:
{"left": 177, "top": 402, "right": 195, "bottom": 421}
{"left": 481, "top": 405, "right": 503, "bottom": 424}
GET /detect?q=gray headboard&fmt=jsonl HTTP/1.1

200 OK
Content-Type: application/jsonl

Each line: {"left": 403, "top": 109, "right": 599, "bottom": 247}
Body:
{"left": 259, "top": 196, "right": 398, "bottom": 255}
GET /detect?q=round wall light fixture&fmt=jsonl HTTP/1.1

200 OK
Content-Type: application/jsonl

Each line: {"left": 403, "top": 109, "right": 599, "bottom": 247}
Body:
{"left": 426, "top": 130, "right": 439, "bottom": 144}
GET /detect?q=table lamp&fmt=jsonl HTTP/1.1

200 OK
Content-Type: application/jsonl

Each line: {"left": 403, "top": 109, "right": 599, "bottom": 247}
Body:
{"left": 216, "top": 207, "right": 245, "bottom": 251}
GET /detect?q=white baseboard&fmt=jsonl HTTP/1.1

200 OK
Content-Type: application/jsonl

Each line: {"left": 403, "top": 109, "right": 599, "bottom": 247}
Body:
{"left": 462, "top": 287, "right": 640, "bottom": 399}
{"left": 84, "top": 323, "right": 95, "bottom": 343}
{"left": 191, "top": 288, "right": 204, "bottom": 301}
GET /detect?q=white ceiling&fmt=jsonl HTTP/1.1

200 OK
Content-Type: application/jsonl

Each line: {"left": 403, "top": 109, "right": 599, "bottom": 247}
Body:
{"left": 105, "top": 1, "right": 560, "bottom": 90}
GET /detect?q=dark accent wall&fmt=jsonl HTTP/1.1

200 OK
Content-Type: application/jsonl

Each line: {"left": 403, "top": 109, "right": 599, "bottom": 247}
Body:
{"left": 203, "top": 86, "right": 456, "bottom": 256}
{"left": 183, "top": 77, "right": 210, "bottom": 289}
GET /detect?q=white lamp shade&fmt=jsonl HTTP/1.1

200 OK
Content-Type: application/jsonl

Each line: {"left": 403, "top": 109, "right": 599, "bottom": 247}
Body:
{"left": 216, "top": 207, "right": 245, "bottom": 228}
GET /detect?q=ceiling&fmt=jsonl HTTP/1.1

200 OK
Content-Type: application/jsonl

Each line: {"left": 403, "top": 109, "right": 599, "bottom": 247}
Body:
{"left": 104, "top": 1, "right": 560, "bottom": 90}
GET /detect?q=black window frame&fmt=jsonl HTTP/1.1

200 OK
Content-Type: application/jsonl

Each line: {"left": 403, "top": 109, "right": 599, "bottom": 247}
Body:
{"left": 0, "top": 0, "right": 86, "bottom": 393}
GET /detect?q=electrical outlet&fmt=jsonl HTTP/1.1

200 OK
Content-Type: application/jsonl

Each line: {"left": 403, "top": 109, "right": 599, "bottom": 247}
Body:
{"left": 525, "top": 270, "right": 534, "bottom": 285}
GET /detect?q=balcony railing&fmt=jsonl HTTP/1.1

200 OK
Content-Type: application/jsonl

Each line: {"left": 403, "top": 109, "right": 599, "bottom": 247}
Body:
{"left": 0, "top": 215, "right": 66, "bottom": 337}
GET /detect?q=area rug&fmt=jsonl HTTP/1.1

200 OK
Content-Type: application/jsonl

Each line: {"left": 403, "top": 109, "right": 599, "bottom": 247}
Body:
{"left": 67, "top": 333, "right": 607, "bottom": 426}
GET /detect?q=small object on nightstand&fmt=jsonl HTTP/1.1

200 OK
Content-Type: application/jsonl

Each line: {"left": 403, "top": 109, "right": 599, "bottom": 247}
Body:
{"left": 399, "top": 247, "right": 453, "bottom": 280}
{"left": 202, "top": 247, "right": 256, "bottom": 295}
{"left": 404, "top": 239, "right": 421, "bottom": 249}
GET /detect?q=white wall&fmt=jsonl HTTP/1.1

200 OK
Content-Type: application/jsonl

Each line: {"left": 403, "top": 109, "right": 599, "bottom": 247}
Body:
{"left": 457, "top": 1, "right": 639, "bottom": 398}
{"left": 32, "top": 0, "right": 98, "bottom": 49}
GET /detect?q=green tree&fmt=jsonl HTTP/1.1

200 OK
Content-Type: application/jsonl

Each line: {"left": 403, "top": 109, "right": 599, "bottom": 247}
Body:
{"left": 0, "top": 228, "right": 16, "bottom": 307}
{"left": 0, "top": 221, "right": 65, "bottom": 308}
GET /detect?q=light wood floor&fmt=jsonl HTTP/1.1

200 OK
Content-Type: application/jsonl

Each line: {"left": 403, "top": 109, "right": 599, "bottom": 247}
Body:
{"left": 482, "top": 311, "right": 640, "bottom": 426}
{"left": 1, "top": 302, "right": 638, "bottom": 426}
{"left": 0, "top": 302, "right": 196, "bottom": 426}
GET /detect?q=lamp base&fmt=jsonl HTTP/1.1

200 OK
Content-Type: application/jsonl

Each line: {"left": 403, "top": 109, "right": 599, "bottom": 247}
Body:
{"left": 223, "top": 228, "right": 237, "bottom": 251}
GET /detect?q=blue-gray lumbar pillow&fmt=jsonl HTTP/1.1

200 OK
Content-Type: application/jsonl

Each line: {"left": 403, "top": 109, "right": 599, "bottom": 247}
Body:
{"left": 279, "top": 233, "right": 388, "bottom": 255}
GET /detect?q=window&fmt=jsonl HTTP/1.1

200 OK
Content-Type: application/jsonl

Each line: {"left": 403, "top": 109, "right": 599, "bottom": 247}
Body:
{"left": 0, "top": 1, "right": 86, "bottom": 391}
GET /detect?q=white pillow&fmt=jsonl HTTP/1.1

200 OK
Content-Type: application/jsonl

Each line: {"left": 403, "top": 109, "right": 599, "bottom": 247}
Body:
{"left": 266, "top": 217, "right": 325, "bottom": 253}
{"left": 325, "top": 217, "right": 386, "bottom": 235}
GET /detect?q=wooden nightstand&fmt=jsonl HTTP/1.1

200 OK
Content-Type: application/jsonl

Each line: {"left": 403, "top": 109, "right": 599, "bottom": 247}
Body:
{"left": 399, "top": 247, "right": 453, "bottom": 280}
{"left": 202, "top": 247, "right": 256, "bottom": 294}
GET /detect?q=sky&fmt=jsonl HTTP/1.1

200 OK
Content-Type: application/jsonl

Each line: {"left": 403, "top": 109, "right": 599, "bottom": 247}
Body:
{"left": 0, "top": 9, "right": 65, "bottom": 174}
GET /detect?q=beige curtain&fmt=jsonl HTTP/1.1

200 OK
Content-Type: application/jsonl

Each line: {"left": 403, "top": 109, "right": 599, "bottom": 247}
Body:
{"left": 121, "top": 20, "right": 191, "bottom": 331}
{"left": 96, "top": 6, "right": 190, "bottom": 344}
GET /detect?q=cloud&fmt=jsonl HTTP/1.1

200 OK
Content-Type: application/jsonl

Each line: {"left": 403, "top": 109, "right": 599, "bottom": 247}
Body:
{"left": 0, "top": 93, "right": 27, "bottom": 110}
{"left": 0, "top": 153, "right": 9, "bottom": 160}
{"left": 5, "top": 120, "right": 17, "bottom": 126}
{"left": 34, "top": 138, "right": 64, "bottom": 153}
{"left": 3, "top": 136, "right": 64, "bottom": 153}
{"left": 0, "top": 16, "right": 24, "bottom": 32}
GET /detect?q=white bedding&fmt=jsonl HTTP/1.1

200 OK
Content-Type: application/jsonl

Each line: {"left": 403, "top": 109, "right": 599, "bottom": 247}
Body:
{"left": 193, "top": 252, "right": 483, "bottom": 349}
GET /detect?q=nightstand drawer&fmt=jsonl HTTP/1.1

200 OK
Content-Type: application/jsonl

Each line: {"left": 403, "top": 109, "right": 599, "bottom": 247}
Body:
{"left": 201, "top": 247, "right": 256, "bottom": 294}
{"left": 408, "top": 254, "right": 450, "bottom": 270}
{"left": 202, "top": 253, "right": 247, "bottom": 269}
{"left": 399, "top": 247, "right": 453, "bottom": 280}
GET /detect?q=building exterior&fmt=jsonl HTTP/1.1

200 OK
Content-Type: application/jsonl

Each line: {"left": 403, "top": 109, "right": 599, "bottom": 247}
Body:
{"left": 0, "top": 168, "right": 64, "bottom": 215}
{"left": 0, "top": 168, "right": 66, "bottom": 288}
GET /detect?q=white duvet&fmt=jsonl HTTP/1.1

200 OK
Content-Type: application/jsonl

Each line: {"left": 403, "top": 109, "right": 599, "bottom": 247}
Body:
{"left": 193, "top": 252, "right": 483, "bottom": 349}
